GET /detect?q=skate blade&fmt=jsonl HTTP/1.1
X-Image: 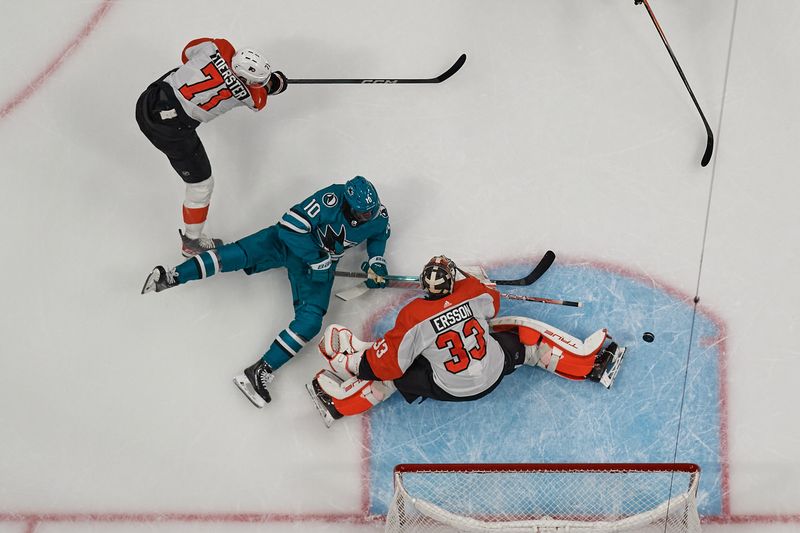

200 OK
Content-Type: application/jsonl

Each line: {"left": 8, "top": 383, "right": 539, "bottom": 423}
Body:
{"left": 141, "top": 270, "right": 159, "bottom": 294}
{"left": 305, "top": 383, "right": 335, "bottom": 428}
{"left": 600, "top": 346, "right": 627, "bottom": 389}
{"left": 233, "top": 374, "right": 266, "bottom": 408}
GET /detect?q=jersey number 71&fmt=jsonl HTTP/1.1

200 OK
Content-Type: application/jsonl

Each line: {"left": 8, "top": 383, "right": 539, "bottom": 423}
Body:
{"left": 178, "top": 63, "right": 233, "bottom": 111}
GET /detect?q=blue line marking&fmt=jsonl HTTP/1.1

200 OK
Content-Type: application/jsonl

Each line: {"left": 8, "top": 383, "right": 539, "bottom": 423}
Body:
{"left": 367, "top": 263, "right": 723, "bottom": 517}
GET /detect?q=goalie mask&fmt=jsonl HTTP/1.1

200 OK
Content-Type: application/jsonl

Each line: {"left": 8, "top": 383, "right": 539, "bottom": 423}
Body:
{"left": 420, "top": 256, "right": 456, "bottom": 299}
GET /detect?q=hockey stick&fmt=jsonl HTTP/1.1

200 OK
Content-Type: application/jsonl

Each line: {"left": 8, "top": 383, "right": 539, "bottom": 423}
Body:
{"left": 335, "top": 251, "right": 560, "bottom": 302}
{"left": 635, "top": 0, "right": 714, "bottom": 167}
{"left": 334, "top": 250, "right": 556, "bottom": 286}
{"left": 287, "top": 54, "right": 466, "bottom": 84}
{"left": 487, "top": 250, "right": 555, "bottom": 286}
{"left": 336, "top": 279, "right": 580, "bottom": 307}
{"left": 500, "top": 292, "right": 582, "bottom": 307}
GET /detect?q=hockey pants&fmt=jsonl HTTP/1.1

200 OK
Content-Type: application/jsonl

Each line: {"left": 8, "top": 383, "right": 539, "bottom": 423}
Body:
{"left": 174, "top": 225, "right": 334, "bottom": 370}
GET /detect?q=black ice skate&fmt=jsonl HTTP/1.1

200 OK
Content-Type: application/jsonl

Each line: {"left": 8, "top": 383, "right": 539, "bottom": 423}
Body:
{"left": 306, "top": 377, "right": 343, "bottom": 428}
{"left": 140, "top": 266, "right": 179, "bottom": 294}
{"left": 587, "top": 342, "right": 627, "bottom": 389}
{"left": 179, "top": 229, "right": 223, "bottom": 258}
{"left": 233, "top": 359, "right": 274, "bottom": 408}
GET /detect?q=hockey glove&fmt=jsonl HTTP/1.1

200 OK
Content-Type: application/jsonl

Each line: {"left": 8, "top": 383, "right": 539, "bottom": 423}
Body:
{"left": 317, "top": 324, "right": 372, "bottom": 380}
{"left": 361, "top": 256, "right": 388, "bottom": 289}
{"left": 309, "top": 255, "right": 333, "bottom": 283}
{"left": 267, "top": 71, "right": 288, "bottom": 95}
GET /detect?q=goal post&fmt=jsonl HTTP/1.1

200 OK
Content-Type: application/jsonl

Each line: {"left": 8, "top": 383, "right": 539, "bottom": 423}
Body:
{"left": 385, "top": 463, "right": 701, "bottom": 532}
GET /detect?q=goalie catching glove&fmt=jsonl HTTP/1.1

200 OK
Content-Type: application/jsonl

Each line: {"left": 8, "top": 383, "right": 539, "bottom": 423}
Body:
{"left": 317, "top": 324, "right": 372, "bottom": 379}
{"left": 361, "top": 256, "right": 388, "bottom": 288}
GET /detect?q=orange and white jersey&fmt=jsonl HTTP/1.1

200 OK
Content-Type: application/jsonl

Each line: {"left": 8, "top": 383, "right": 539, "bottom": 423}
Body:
{"left": 165, "top": 38, "right": 267, "bottom": 123}
{"left": 365, "top": 277, "right": 505, "bottom": 397}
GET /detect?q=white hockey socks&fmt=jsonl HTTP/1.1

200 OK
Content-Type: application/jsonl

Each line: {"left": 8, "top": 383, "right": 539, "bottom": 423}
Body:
{"left": 182, "top": 175, "right": 214, "bottom": 239}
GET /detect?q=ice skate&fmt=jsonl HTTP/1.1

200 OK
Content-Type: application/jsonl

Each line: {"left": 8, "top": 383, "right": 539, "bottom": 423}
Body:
{"left": 588, "top": 342, "right": 627, "bottom": 389}
{"left": 141, "top": 266, "right": 179, "bottom": 294}
{"left": 179, "top": 229, "right": 223, "bottom": 258}
{"left": 233, "top": 359, "right": 274, "bottom": 407}
{"left": 306, "top": 377, "right": 343, "bottom": 428}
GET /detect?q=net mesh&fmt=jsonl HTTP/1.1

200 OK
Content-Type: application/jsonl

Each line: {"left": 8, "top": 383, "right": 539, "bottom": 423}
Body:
{"left": 385, "top": 464, "right": 701, "bottom": 533}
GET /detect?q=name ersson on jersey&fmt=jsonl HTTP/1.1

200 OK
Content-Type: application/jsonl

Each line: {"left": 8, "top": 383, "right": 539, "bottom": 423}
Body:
{"left": 430, "top": 303, "right": 473, "bottom": 334}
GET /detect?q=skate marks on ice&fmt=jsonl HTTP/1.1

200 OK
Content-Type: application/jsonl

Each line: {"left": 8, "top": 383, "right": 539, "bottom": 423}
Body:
{"left": 364, "top": 260, "right": 726, "bottom": 518}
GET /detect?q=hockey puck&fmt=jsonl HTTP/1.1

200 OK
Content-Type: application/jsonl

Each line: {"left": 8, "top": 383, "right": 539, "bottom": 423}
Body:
{"left": 642, "top": 332, "right": 655, "bottom": 343}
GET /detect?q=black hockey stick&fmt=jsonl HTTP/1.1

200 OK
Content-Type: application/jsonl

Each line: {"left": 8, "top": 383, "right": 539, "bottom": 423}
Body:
{"left": 287, "top": 54, "right": 466, "bottom": 84}
{"left": 635, "top": 0, "right": 714, "bottom": 167}
{"left": 333, "top": 250, "right": 556, "bottom": 286}
{"left": 489, "top": 250, "right": 556, "bottom": 286}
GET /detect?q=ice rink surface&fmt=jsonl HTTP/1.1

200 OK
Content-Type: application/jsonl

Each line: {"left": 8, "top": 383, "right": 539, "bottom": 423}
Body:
{"left": 1, "top": 1, "right": 798, "bottom": 531}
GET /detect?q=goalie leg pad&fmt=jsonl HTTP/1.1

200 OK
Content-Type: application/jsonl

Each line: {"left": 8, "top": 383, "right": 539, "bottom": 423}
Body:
{"left": 314, "top": 370, "right": 395, "bottom": 416}
{"left": 492, "top": 317, "right": 610, "bottom": 379}
{"left": 491, "top": 317, "right": 607, "bottom": 357}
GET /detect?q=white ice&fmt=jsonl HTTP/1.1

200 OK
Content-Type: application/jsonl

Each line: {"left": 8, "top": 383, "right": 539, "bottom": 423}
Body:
{"left": 0, "top": 1, "right": 798, "bottom": 532}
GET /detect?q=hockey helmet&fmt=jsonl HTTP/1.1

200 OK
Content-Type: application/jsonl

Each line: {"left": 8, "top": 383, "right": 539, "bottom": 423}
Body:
{"left": 232, "top": 48, "right": 272, "bottom": 87}
{"left": 420, "top": 256, "right": 456, "bottom": 298}
{"left": 344, "top": 176, "right": 380, "bottom": 222}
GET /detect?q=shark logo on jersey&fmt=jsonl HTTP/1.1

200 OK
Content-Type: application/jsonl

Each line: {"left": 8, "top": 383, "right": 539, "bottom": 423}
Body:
{"left": 317, "top": 225, "right": 357, "bottom": 258}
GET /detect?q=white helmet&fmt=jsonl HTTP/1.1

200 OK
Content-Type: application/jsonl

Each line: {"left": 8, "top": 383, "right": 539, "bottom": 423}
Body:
{"left": 231, "top": 48, "right": 272, "bottom": 87}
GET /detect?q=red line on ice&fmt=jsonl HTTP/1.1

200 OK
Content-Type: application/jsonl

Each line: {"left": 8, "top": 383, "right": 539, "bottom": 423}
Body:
{"left": 0, "top": 0, "right": 114, "bottom": 120}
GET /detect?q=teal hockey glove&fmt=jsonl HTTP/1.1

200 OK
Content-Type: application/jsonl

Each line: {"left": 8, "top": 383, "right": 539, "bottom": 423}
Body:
{"left": 361, "top": 256, "right": 388, "bottom": 289}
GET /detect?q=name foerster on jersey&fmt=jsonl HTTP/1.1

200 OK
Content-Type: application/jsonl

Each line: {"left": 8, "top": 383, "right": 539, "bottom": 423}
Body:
{"left": 210, "top": 51, "right": 249, "bottom": 101}
{"left": 430, "top": 303, "right": 474, "bottom": 334}
{"left": 317, "top": 225, "right": 357, "bottom": 258}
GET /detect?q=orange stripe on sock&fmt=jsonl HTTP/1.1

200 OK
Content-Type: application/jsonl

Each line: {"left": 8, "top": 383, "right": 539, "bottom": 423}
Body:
{"left": 182, "top": 205, "right": 209, "bottom": 224}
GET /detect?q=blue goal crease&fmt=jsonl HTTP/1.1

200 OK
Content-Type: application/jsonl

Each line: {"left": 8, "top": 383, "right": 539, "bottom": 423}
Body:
{"left": 365, "top": 263, "right": 724, "bottom": 517}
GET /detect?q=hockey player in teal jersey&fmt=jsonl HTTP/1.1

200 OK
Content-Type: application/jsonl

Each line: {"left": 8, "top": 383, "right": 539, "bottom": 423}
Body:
{"left": 141, "top": 176, "right": 391, "bottom": 407}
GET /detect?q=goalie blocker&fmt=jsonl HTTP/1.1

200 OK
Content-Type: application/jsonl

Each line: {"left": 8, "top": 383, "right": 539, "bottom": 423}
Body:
{"left": 307, "top": 256, "right": 626, "bottom": 427}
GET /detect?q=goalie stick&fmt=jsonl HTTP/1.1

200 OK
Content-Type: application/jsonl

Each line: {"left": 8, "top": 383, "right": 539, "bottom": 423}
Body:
{"left": 336, "top": 280, "right": 580, "bottom": 307}
{"left": 334, "top": 251, "right": 579, "bottom": 306}
{"left": 287, "top": 54, "right": 466, "bottom": 85}
{"left": 334, "top": 250, "right": 556, "bottom": 286}
{"left": 635, "top": 0, "right": 714, "bottom": 166}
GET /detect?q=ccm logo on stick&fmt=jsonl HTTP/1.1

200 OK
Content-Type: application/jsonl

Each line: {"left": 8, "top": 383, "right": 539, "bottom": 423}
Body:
{"left": 361, "top": 79, "right": 397, "bottom": 84}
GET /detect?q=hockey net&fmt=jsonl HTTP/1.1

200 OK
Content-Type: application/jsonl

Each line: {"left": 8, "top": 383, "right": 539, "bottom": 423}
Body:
{"left": 385, "top": 463, "right": 701, "bottom": 533}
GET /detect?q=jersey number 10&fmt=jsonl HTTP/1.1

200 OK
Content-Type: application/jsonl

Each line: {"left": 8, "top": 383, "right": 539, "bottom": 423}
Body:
{"left": 436, "top": 318, "right": 487, "bottom": 374}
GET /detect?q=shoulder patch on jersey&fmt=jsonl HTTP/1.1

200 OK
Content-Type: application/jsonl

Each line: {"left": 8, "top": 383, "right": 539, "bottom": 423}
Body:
{"left": 322, "top": 192, "right": 338, "bottom": 208}
{"left": 379, "top": 205, "right": 388, "bottom": 218}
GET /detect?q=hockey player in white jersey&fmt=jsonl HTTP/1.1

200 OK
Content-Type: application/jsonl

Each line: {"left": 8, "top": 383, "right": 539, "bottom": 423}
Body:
{"left": 307, "top": 256, "right": 626, "bottom": 427}
{"left": 135, "top": 38, "right": 288, "bottom": 257}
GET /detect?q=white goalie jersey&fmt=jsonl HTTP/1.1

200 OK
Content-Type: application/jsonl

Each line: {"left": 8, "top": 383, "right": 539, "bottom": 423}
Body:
{"left": 164, "top": 38, "right": 267, "bottom": 123}
{"left": 363, "top": 277, "right": 506, "bottom": 397}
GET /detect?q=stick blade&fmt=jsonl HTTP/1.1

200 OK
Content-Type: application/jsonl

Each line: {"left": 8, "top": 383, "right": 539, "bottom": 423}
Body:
{"left": 493, "top": 250, "right": 556, "bottom": 286}
{"left": 701, "top": 129, "right": 714, "bottom": 167}
{"left": 436, "top": 54, "right": 467, "bottom": 83}
{"left": 336, "top": 283, "right": 370, "bottom": 301}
